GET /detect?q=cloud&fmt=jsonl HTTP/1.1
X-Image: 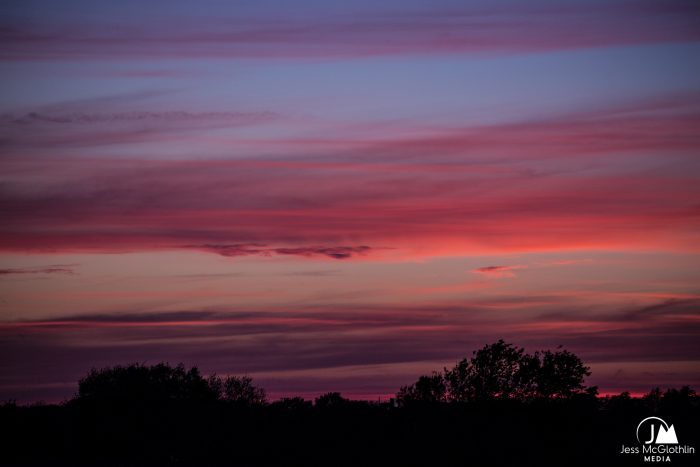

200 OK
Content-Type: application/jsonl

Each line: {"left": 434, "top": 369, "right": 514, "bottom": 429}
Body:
{"left": 538, "top": 298, "right": 700, "bottom": 324}
{"left": 536, "top": 259, "right": 594, "bottom": 267}
{"left": 0, "top": 109, "right": 280, "bottom": 150}
{"left": 1, "top": 94, "right": 699, "bottom": 258}
{"left": 2, "top": 1, "right": 698, "bottom": 60}
{"left": 0, "top": 265, "right": 76, "bottom": 276}
{"left": 4, "top": 111, "right": 278, "bottom": 126}
{"left": 281, "top": 270, "right": 341, "bottom": 277}
{"left": 273, "top": 246, "right": 372, "bottom": 260}
{"left": 472, "top": 265, "right": 525, "bottom": 278}
{"left": 189, "top": 244, "right": 373, "bottom": 260}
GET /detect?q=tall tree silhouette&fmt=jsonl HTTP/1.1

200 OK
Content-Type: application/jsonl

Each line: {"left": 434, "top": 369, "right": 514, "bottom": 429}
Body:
{"left": 534, "top": 348, "right": 591, "bottom": 398}
{"left": 445, "top": 340, "right": 530, "bottom": 401}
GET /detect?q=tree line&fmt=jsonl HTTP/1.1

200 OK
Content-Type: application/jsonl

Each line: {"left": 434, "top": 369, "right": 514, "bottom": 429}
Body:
{"left": 19, "top": 339, "right": 694, "bottom": 408}
{"left": 1, "top": 340, "right": 697, "bottom": 467}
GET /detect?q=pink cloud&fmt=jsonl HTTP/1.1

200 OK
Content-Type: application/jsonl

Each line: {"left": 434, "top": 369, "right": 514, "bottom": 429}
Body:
{"left": 2, "top": 2, "right": 699, "bottom": 60}
{"left": 1, "top": 94, "right": 699, "bottom": 259}
{"left": 1, "top": 161, "right": 697, "bottom": 257}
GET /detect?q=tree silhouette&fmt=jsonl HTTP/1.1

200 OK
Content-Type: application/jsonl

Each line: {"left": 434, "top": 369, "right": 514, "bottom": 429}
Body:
{"left": 74, "top": 363, "right": 270, "bottom": 408}
{"left": 396, "top": 372, "right": 447, "bottom": 404}
{"left": 208, "top": 374, "right": 267, "bottom": 405}
{"left": 535, "top": 348, "right": 591, "bottom": 398}
{"left": 657, "top": 385, "right": 697, "bottom": 411}
{"left": 270, "top": 396, "right": 312, "bottom": 410}
{"left": 314, "top": 392, "right": 347, "bottom": 408}
{"left": 445, "top": 339, "right": 531, "bottom": 401}
{"left": 404, "top": 340, "right": 592, "bottom": 402}
{"left": 75, "top": 363, "right": 217, "bottom": 405}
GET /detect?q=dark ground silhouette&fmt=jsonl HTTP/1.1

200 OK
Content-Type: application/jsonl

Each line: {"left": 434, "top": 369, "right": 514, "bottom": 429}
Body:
{"left": 1, "top": 341, "right": 698, "bottom": 466}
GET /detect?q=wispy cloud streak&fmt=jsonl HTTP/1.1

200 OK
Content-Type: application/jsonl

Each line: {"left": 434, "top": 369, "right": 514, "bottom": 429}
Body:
{"left": 189, "top": 244, "right": 373, "bottom": 260}
{"left": 472, "top": 265, "right": 525, "bottom": 278}
{"left": 0, "top": 265, "right": 76, "bottom": 276}
{"left": 2, "top": 1, "right": 699, "bottom": 60}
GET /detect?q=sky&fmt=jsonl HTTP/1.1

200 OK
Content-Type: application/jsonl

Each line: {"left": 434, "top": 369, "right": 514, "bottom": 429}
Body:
{"left": 1, "top": 0, "right": 699, "bottom": 402}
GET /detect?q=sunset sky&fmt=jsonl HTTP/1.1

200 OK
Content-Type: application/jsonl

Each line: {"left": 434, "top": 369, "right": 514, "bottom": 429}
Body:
{"left": 1, "top": 0, "right": 699, "bottom": 402}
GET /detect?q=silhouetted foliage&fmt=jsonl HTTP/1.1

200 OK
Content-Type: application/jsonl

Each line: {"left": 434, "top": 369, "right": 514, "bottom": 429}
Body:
{"left": 534, "top": 347, "right": 591, "bottom": 398}
{"left": 651, "top": 385, "right": 698, "bottom": 412}
{"left": 208, "top": 374, "right": 267, "bottom": 405}
{"left": 270, "top": 396, "right": 312, "bottom": 410}
{"left": 1, "top": 346, "right": 698, "bottom": 467}
{"left": 403, "top": 340, "right": 592, "bottom": 403}
{"left": 445, "top": 339, "right": 530, "bottom": 401}
{"left": 314, "top": 391, "right": 348, "bottom": 408}
{"left": 396, "top": 371, "right": 447, "bottom": 404}
{"left": 76, "top": 362, "right": 218, "bottom": 405}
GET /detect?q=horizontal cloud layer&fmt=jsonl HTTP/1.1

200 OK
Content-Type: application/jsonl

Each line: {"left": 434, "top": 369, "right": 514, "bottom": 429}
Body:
{"left": 1, "top": 94, "right": 698, "bottom": 258}
{"left": 1, "top": 298, "right": 698, "bottom": 401}
{"left": 2, "top": 1, "right": 699, "bottom": 60}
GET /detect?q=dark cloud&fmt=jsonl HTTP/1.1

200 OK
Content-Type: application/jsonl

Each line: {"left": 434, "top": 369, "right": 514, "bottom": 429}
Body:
{"left": 273, "top": 246, "right": 372, "bottom": 259}
{"left": 0, "top": 108, "right": 279, "bottom": 150}
{"left": 538, "top": 298, "right": 700, "bottom": 323}
{"left": 620, "top": 298, "right": 700, "bottom": 320}
{"left": 472, "top": 265, "right": 524, "bottom": 278}
{"left": 190, "top": 244, "right": 373, "bottom": 260}
{"left": 474, "top": 266, "right": 511, "bottom": 273}
{"left": 0, "top": 265, "right": 76, "bottom": 276}
{"left": 3, "top": 111, "right": 278, "bottom": 126}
